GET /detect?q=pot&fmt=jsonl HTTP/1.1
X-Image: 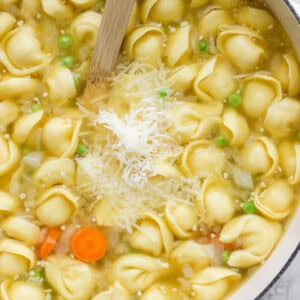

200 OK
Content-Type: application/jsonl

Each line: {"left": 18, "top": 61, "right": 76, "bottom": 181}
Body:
{"left": 230, "top": 2, "right": 300, "bottom": 299}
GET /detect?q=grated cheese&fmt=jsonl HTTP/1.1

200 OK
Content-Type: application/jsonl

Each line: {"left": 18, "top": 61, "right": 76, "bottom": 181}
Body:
{"left": 77, "top": 98, "right": 202, "bottom": 232}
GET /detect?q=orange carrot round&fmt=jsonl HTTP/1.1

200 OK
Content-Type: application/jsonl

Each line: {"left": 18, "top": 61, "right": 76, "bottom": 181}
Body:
{"left": 209, "top": 234, "right": 235, "bottom": 251}
{"left": 38, "top": 228, "right": 61, "bottom": 259}
{"left": 71, "top": 227, "right": 108, "bottom": 263}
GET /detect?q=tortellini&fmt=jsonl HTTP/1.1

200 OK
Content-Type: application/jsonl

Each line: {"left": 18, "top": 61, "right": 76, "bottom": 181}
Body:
{"left": 92, "top": 282, "right": 130, "bottom": 300}
{"left": 278, "top": 140, "right": 300, "bottom": 184}
{"left": 41, "top": 0, "right": 74, "bottom": 20}
{"left": 164, "top": 203, "right": 197, "bottom": 238}
{"left": 254, "top": 179, "right": 294, "bottom": 220}
{"left": 241, "top": 74, "right": 282, "bottom": 118}
{"left": 2, "top": 216, "right": 40, "bottom": 245}
{"left": 194, "top": 55, "right": 237, "bottom": 102}
{"left": 213, "top": 0, "right": 240, "bottom": 9}
{"left": 0, "top": 280, "right": 45, "bottom": 300}
{"left": 0, "top": 100, "right": 19, "bottom": 130}
{"left": 222, "top": 108, "right": 249, "bottom": 147}
{"left": 235, "top": 7, "right": 275, "bottom": 31}
{"left": 69, "top": 0, "right": 98, "bottom": 9}
{"left": 190, "top": 0, "right": 209, "bottom": 9}
{"left": 219, "top": 215, "right": 282, "bottom": 267}
{"left": 197, "top": 8, "right": 232, "bottom": 37}
{"left": 140, "top": 0, "right": 185, "bottom": 24}
{"left": 0, "top": 238, "right": 36, "bottom": 277}
{"left": 171, "top": 241, "right": 211, "bottom": 271}
{"left": 109, "top": 254, "right": 170, "bottom": 293}
{"left": 197, "top": 176, "right": 235, "bottom": 225}
{"left": 19, "top": 0, "right": 40, "bottom": 18}
{"left": 12, "top": 110, "right": 44, "bottom": 147}
{"left": 42, "top": 117, "right": 82, "bottom": 158}
{"left": 45, "top": 255, "right": 96, "bottom": 300}
{"left": 269, "top": 53, "right": 300, "bottom": 96}
{"left": 0, "top": 26, "right": 48, "bottom": 76}
{"left": 34, "top": 158, "right": 76, "bottom": 188}
{"left": 217, "top": 25, "right": 266, "bottom": 72}
{"left": 263, "top": 97, "right": 300, "bottom": 138}
{"left": 166, "top": 25, "right": 192, "bottom": 68}
{"left": 142, "top": 282, "right": 186, "bottom": 300}
{"left": 189, "top": 267, "right": 241, "bottom": 300}
{"left": 36, "top": 187, "right": 79, "bottom": 226}
{"left": 130, "top": 213, "right": 173, "bottom": 256}
{"left": 168, "top": 101, "right": 223, "bottom": 144}
{"left": 92, "top": 197, "right": 118, "bottom": 227}
{"left": 0, "top": 12, "right": 15, "bottom": 40}
{"left": 0, "top": 191, "right": 18, "bottom": 214}
{"left": 180, "top": 140, "right": 226, "bottom": 176}
{"left": 168, "top": 64, "right": 198, "bottom": 93}
{"left": 240, "top": 137, "right": 278, "bottom": 178}
{"left": 0, "top": 134, "right": 20, "bottom": 177}
{"left": 124, "top": 25, "right": 165, "bottom": 66}
{"left": 44, "top": 64, "right": 76, "bottom": 106}
{"left": 70, "top": 11, "right": 102, "bottom": 49}
{"left": 0, "top": 76, "right": 38, "bottom": 99}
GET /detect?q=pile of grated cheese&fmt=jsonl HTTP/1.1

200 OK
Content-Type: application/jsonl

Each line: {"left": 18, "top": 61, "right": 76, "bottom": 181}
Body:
{"left": 76, "top": 62, "right": 202, "bottom": 232}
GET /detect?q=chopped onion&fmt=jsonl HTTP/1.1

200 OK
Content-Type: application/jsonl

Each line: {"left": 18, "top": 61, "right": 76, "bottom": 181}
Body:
{"left": 54, "top": 224, "right": 77, "bottom": 256}
{"left": 22, "top": 151, "right": 43, "bottom": 169}
{"left": 232, "top": 167, "right": 253, "bottom": 190}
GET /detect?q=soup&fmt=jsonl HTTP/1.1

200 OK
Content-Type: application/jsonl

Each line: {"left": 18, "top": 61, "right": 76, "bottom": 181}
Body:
{"left": 0, "top": 0, "right": 299, "bottom": 299}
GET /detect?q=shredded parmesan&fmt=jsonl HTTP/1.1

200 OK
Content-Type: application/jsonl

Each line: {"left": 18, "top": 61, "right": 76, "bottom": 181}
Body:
{"left": 77, "top": 98, "right": 201, "bottom": 232}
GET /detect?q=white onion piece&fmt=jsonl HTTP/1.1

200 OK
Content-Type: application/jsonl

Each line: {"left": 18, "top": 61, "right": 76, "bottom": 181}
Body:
{"left": 54, "top": 224, "right": 77, "bottom": 256}
{"left": 232, "top": 167, "right": 253, "bottom": 190}
{"left": 22, "top": 151, "right": 43, "bottom": 169}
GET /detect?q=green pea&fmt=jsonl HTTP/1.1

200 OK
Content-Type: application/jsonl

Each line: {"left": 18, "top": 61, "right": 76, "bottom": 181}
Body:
{"left": 216, "top": 135, "right": 227, "bottom": 147}
{"left": 28, "top": 268, "right": 44, "bottom": 284}
{"left": 242, "top": 200, "right": 257, "bottom": 214}
{"left": 198, "top": 40, "right": 208, "bottom": 52}
{"left": 158, "top": 87, "right": 171, "bottom": 99}
{"left": 61, "top": 55, "right": 74, "bottom": 68}
{"left": 30, "top": 103, "right": 41, "bottom": 113}
{"left": 228, "top": 93, "right": 242, "bottom": 107}
{"left": 297, "top": 131, "right": 300, "bottom": 140}
{"left": 76, "top": 143, "right": 87, "bottom": 156}
{"left": 58, "top": 34, "right": 73, "bottom": 50}
{"left": 222, "top": 250, "right": 232, "bottom": 263}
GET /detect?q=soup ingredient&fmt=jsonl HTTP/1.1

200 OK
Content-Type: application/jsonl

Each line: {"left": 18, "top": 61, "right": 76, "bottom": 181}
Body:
{"left": 28, "top": 268, "right": 44, "bottom": 284}
{"left": 210, "top": 234, "right": 235, "bottom": 251}
{"left": 30, "top": 103, "right": 41, "bottom": 112}
{"left": 222, "top": 250, "right": 232, "bottom": 264}
{"left": 71, "top": 227, "right": 108, "bottom": 262}
{"left": 58, "top": 34, "right": 73, "bottom": 50}
{"left": 158, "top": 87, "right": 171, "bottom": 99}
{"left": 243, "top": 200, "right": 257, "bottom": 214}
{"left": 228, "top": 93, "right": 242, "bottom": 107}
{"left": 76, "top": 143, "right": 87, "bottom": 156}
{"left": 216, "top": 135, "right": 227, "bottom": 147}
{"left": 198, "top": 40, "right": 208, "bottom": 52}
{"left": 297, "top": 130, "right": 300, "bottom": 140}
{"left": 38, "top": 228, "right": 61, "bottom": 259}
{"left": 61, "top": 55, "right": 74, "bottom": 68}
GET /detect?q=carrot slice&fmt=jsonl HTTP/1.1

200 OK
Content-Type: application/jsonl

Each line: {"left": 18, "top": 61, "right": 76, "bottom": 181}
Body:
{"left": 209, "top": 234, "right": 235, "bottom": 251}
{"left": 38, "top": 228, "right": 61, "bottom": 259}
{"left": 71, "top": 227, "right": 108, "bottom": 263}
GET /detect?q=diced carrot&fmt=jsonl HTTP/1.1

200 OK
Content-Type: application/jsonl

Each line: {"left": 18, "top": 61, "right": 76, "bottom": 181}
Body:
{"left": 209, "top": 234, "right": 235, "bottom": 251}
{"left": 38, "top": 228, "right": 61, "bottom": 259}
{"left": 71, "top": 227, "right": 108, "bottom": 263}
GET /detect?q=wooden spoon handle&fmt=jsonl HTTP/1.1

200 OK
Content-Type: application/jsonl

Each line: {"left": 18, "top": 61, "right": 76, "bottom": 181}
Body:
{"left": 88, "top": 0, "right": 135, "bottom": 85}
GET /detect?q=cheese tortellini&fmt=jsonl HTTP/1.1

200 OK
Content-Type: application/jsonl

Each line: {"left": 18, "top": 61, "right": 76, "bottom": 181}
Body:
{"left": 130, "top": 213, "right": 173, "bottom": 256}
{"left": 0, "top": 134, "right": 20, "bottom": 177}
{"left": 41, "top": 0, "right": 74, "bottom": 20}
{"left": 0, "top": 192, "right": 18, "bottom": 214}
{"left": 194, "top": 55, "right": 237, "bottom": 102}
{"left": 142, "top": 282, "right": 186, "bottom": 300}
{"left": 0, "top": 100, "right": 19, "bottom": 130}
{"left": 0, "top": 238, "right": 36, "bottom": 277}
{"left": 219, "top": 215, "right": 282, "bottom": 267}
{"left": 189, "top": 267, "right": 241, "bottom": 300}
{"left": 217, "top": 25, "right": 266, "bottom": 72}
{"left": 45, "top": 255, "right": 96, "bottom": 300}
{"left": 0, "top": 12, "right": 15, "bottom": 40}
{"left": 109, "top": 254, "right": 170, "bottom": 293}
{"left": 92, "top": 282, "right": 130, "bottom": 300}
{"left": 0, "top": 280, "right": 45, "bottom": 300}
{"left": 254, "top": 179, "right": 294, "bottom": 220}
{"left": 0, "top": 26, "right": 48, "bottom": 76}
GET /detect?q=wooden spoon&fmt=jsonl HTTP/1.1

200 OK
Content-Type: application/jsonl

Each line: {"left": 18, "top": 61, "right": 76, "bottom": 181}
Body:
{"left": 82, "top": 0, "right": 135, "bottom": 111}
